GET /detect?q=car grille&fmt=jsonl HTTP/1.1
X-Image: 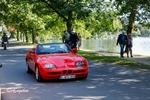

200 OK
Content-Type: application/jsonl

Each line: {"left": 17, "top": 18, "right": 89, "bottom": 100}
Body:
{"left": 47, "top": 69, "right": 86, "bottom": 75}
{"left": 63, "top": 70, "right": 72, "bottom": 74}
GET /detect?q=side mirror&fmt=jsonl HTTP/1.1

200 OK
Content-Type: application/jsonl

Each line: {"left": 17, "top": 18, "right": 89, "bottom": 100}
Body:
{"left": 29, "top": 50, "right": 35, "bottom": 54}
{"left": 0, "top": 64, "right": 2, "bottom": 68}
{"left": 72, "top": 48, "right": 77, "bottom": 53}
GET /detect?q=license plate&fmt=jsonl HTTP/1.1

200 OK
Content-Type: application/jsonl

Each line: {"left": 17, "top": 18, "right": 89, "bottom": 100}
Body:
{"left": 60, "top": 75, "right": 76, "bottom": 79}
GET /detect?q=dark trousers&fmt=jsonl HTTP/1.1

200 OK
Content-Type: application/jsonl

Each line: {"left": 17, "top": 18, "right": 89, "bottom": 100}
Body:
{"left": 119, "top": 44, "right": 125, "bottom": 57}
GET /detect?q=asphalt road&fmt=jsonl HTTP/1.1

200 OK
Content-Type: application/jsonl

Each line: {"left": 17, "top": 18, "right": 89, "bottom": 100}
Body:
{"left": 0, "top": 41, "right": 150, "bottom": 100}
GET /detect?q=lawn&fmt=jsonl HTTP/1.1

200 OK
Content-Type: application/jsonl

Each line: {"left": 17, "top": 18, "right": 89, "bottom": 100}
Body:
{"left": 78, "top": 50, "right": 150, "bottom": 70}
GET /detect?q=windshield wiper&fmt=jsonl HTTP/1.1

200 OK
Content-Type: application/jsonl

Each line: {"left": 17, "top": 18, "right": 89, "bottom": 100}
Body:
{"left": 53, "top": 51, "right": 69, "bottom": 53}
{"left": 37, "top": 52, "right": 51, "bottom": 54}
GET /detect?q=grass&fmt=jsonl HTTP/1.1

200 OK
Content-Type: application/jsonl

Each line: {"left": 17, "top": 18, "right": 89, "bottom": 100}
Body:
{"left": 78, "top": 50, "right": 150, "bottom": 70}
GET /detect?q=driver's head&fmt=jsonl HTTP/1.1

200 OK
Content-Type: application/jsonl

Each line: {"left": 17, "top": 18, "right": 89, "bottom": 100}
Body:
{"left": 3, "top": 32, "right": 6, "bottom": 35}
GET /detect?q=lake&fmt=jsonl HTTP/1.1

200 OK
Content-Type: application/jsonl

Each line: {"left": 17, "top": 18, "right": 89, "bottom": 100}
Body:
{"left": 81, "top": 37, "right": 150, "bottom": 56}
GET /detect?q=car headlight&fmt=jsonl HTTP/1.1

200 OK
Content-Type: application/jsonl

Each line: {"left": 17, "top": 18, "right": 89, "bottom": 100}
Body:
{"left": 44, "top": 64, "right": 57, "bottom": 70}
{"left": 76, "top": 62, "right": 86, "bottom": 68}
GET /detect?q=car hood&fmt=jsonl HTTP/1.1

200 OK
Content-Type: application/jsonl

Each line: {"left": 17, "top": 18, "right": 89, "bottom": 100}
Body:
{"left": 38, "top": 53, "right": 85, "bottom": 68}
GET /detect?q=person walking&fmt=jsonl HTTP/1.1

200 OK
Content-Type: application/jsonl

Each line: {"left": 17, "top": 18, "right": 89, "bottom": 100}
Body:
{"left": 77, "top": 33, "right": 82, "bottom": 50}
{"left": 116, "top": 31, "right": 127, "bottom": 58}
{"left": 69, "top": 30, "right": 79, "bottom": 49}
{"left": 126, "top": 34, "right": 133, "bottom": 58}
{"left": 62, "top": 30, "right": 70, "bottom": 45}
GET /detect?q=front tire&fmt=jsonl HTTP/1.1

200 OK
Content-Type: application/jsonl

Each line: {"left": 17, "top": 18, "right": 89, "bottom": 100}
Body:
{"left": 35, "top": 66, "right": 43, "bottom": 82}
{"left": 26, "top": 61, "right": 32, "bottom": 73}
{"left": 4, "top": 44, "right": 7, "bottom": 50}
{"left": 82, "top": 74, "right": 88, "bottom": 79}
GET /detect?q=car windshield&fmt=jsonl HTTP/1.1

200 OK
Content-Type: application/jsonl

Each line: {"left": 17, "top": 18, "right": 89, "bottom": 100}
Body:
{"left": 36, "top": 43, "right": 72, "bottom": 54}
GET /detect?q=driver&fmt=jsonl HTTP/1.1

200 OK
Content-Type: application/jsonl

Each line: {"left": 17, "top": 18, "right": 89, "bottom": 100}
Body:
{"left": 1, "top": 32, "right": 9, "bottom": 47}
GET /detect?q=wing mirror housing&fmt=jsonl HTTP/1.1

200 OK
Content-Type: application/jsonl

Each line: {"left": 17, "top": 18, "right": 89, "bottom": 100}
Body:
{"left": 29, "top": 50, "right": 35, "bottom": 54}
{"left": 72, "top": 48, "right": 77, "bottom": 53}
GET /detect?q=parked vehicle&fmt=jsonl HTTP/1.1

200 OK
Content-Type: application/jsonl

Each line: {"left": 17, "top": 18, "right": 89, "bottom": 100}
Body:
{"left": 26, "top": 43, "right": 88, "bottom": 82}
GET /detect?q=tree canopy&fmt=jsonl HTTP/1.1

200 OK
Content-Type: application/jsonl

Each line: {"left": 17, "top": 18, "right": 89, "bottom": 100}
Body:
{"left": 113, "top": 0, "right": 150, "bottom": 35}
{"left": 0, "top": 0, "right": 150, "bottom": 43}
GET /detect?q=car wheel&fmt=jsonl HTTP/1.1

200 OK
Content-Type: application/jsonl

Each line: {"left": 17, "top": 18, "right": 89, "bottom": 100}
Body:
{"left": 26, "top": 61, "right": 32, "bottom": 73}
{"left": 35, "top": 66, "right": 43, "bottom": 82}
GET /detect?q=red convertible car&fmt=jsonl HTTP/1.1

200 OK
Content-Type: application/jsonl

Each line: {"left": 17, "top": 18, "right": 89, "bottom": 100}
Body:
{"left": 26, "top": 43, "right": 88, "bottom": 82}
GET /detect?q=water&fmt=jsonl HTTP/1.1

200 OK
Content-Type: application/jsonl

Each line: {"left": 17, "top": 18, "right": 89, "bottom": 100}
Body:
{"left": 47, "top": 37, "right": 150, "bottom": 56}
{"left": 132, "top": 37, "right": 150, "bottom": 56}
{"left": 81, "top": 37, "right": 150, "bottom": 56}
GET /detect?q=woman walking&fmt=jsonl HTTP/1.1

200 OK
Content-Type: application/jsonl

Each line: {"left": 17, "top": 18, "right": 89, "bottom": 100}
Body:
{"left": 127, "top": 34, "right": 133, "bottom": 58}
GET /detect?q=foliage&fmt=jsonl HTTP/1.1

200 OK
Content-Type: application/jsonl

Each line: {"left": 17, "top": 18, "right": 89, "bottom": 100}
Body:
{"left": 133, "top": 24, "right": 150, "bottom": 36}
{"left": 132, "top": 27, "right": 141, "bottom": 36}
{"left": 99, "top": 31, "right": 108, "bottom": 38}
{"left": 113, "top": 0, "right": 150, "bottom": 35}
{"left": 36, "top": 0, "right": 94, "bottom": 33}
{"left": 1, "top": 0, "right": 150, "bottom": 44}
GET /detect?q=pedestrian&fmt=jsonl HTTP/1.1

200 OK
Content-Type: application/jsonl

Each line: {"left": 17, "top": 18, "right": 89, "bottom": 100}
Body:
{"left": 116, "top": 31, "right": 128, "bottom": 58}
{"left": 77, "top": 33, "right": 82, "bottom": 50}
{"left": 69, "top": 30, "right": 79, "bottom": 49}
{"left": 126, "top": 34, "right": 133, "bottom": 58}
{"left": 62, "top": 30, "right": 70, "bottom": 45}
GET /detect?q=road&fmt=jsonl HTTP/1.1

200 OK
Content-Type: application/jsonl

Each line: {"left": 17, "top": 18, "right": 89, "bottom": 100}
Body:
{"left": 0, "top": 41, "right": 150, "bottom": 100}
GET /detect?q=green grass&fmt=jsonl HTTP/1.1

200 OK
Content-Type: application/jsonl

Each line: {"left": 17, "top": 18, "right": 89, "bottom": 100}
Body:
{"left": 78, "top": 50, "right": 150, "bottom": 70}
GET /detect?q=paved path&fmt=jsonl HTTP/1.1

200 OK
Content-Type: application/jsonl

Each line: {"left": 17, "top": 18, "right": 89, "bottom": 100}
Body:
{"left": 81, "top": 48, "right": 150, "bottom": 66}
{"left": 98, "top": 52, "right": 150, "bottom": 66}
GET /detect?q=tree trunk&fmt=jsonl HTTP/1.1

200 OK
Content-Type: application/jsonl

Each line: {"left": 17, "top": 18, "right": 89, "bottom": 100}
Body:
{"left": 127, "top": 5, "right": 137, "bottom": 35}
{"left": 66, "top": 21, "right": 72, "bottom": 34}
{"left": 66, "top": 11, "right": 72, "bottom": 34}
{"left": 126, "top": 5, "right": 137, "bottom": 56}
{"left": 32, "top": 28, "right": 35, "bottom": 44}
{"left": 16, "top": 30, "right": 19, "bottom": 41}
{"left": 25, "top": 31, "right": 28, "bottom": 42}
{"left": 23, "top": 32, "right": 25, "bottom": 42}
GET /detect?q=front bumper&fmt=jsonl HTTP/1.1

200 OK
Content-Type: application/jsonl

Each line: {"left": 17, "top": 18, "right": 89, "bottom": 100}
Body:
{"left": 39, "top": 67, "right": 88, "bottom": 80}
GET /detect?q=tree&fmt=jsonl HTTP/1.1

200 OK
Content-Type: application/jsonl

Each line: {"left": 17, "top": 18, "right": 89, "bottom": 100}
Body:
{"left": 0, "top": 0, "right": 128, "bottom": 42}
{"left": 113, "top": 0, "right": 150, "bottom": 35}
{"left": 0, "top": 0, "right": 46, "bottom": 43}
{"left": 35, "top": 0, "right": 93, "bottom": 34}
{"left": 84, "top": 1, "right": 122, "bottom": 38}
